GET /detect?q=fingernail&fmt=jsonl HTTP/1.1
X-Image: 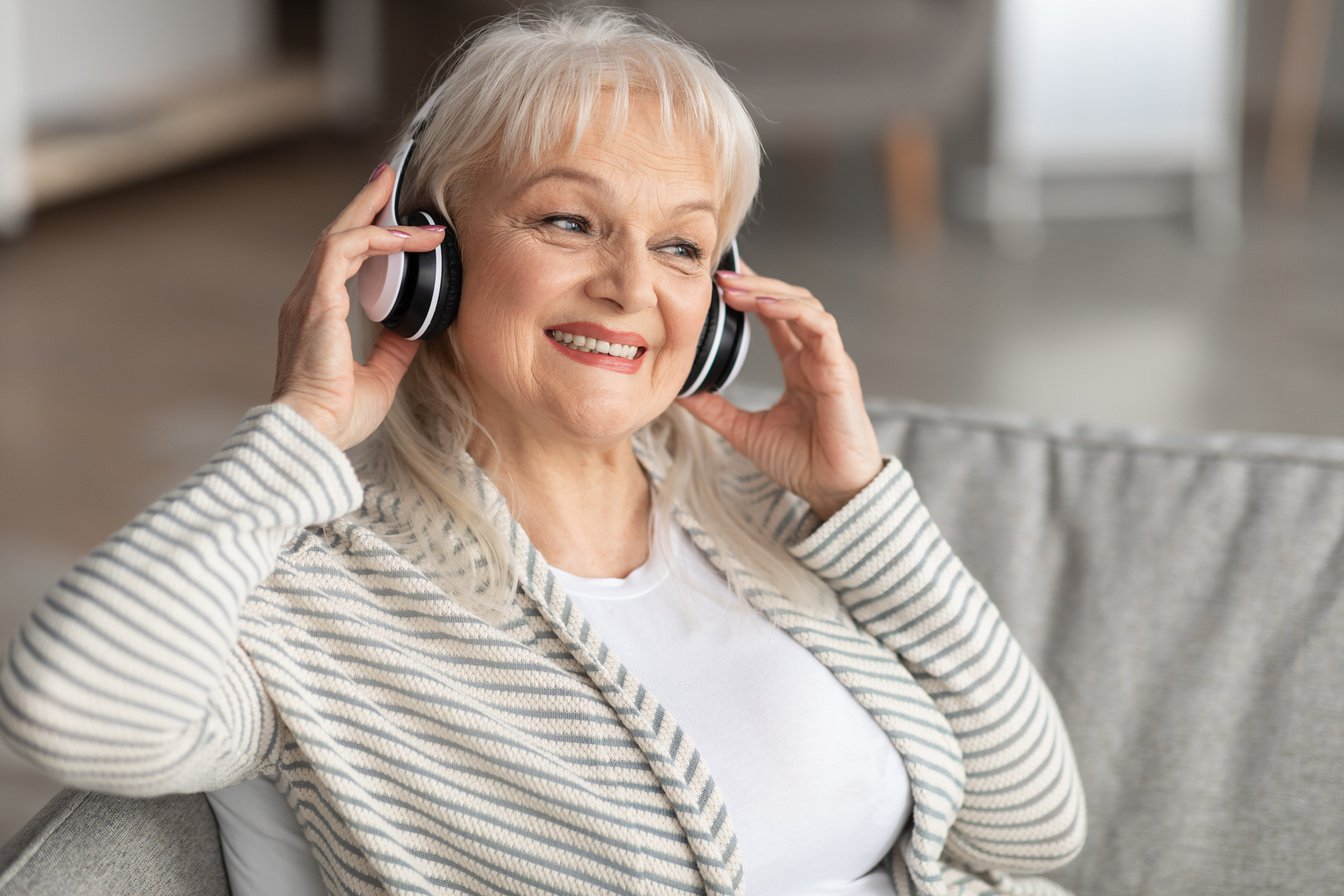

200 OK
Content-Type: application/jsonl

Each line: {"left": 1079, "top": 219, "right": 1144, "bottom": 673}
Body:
{"left": 368, "top": 161, "right": 388, "bottom": 183}
{"left": 717, "top": 269, "right": 741, "bottom": 278}
{"left": 389, "top": 229, "right": 412, "bottom": 238}
{"left": 723, "top": 286, "right": 747, "bottom": 296}
{"left": 420, "top": 224, "right": 447, "bottom": 232}
{"left": 756, "top": 295, "right": 779, "bottom": 304}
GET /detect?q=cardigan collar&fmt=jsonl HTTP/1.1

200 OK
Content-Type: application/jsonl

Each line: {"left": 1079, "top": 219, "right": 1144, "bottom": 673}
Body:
{"left": 357, "top": 439, "right": 962, "bottom": 894}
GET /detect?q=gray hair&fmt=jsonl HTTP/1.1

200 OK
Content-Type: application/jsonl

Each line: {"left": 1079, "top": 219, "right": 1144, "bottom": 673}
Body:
{"left": 401, "top": 6, "right": 760, "bottom": 258}
{"left": 360, "top": 7, "right": 831, "bottom": 620}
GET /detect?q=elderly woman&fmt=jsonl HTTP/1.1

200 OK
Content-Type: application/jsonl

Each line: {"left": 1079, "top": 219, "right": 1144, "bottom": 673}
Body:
{"left": 0, "top": 9, "right": 1084, "bottom": 896}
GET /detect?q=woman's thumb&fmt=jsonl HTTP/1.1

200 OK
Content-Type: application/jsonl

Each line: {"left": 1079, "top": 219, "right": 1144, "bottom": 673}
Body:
{"left": 678, "top": 392, "right": 750, "bottom": 449}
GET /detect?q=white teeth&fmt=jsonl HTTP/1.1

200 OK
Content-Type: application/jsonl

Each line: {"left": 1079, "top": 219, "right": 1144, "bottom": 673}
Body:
{"left": 547, "top": 329, "right": 641, "bottom": 359}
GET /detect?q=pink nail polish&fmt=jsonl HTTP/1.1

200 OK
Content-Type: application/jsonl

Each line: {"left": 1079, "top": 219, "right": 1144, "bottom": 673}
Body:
{"left": 723, "top": 286, "right": 747, "bottom": 295}
{"left": 389, "top": 229, "right": 412, "bottom": 238}
{"left": 368, "top": 162, "right": 388, "bottom": 183}
{"left": 717, "top": 269, "right": 741, "bottom": 278}
{"left": 420, "top": 224, "right": 447, "bottom": 232}
{"left": 756, "top": 295, "right": 779, "bottom": 304}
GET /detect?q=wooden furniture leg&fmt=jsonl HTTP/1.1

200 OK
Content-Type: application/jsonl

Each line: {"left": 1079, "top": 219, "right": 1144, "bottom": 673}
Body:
{"left": 883, "top": 118, "right": 943, "bottom": 250}
{"left": 1264, "top": 0, "right": 1333, "bottom": 208}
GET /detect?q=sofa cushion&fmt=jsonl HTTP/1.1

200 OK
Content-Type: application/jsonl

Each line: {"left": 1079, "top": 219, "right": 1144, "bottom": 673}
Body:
{"left": 868, "top": 398, "right": 1344, "bottom": 895}
{"left": 0, "top": 788, "right": 229, "bottom": 896}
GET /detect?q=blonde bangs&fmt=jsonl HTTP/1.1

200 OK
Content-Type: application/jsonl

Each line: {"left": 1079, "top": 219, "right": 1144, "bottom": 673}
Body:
{"left": 403, "top": 7, "right": 759, "bottom": 257}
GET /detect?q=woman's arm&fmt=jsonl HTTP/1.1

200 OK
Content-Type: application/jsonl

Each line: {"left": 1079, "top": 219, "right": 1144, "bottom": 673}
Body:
{"left": 0, "top": 167, "right": 437, "bottom": 796}
{"left": 789, "top": 458, "right": 1087, "bottom": 876}
{"left": 680, "top": 265, "right": 1084, "bottom": 876}
{"left": 0, "top": 404, "right": 363, "bottom": 795}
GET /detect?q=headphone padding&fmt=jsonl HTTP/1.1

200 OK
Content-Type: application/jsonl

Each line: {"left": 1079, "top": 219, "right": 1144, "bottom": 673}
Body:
{"left": 416, "top": 210, "right": 462, "bottom": 339}
{"left": 700, "top": 304, "right": 748, "bottom": 393}
{"left": 384, "top": 210, "right": 462, "bottom": 340}
{"left": 679, "top": 294, "right": 722, "bottom": 396}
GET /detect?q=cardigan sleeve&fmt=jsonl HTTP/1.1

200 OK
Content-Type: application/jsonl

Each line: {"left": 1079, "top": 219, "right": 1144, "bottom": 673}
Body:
{"left": 788, "top": 458, "right": 1086, "bottom": 877}
{"left": 0, "top": 403, "right": 363, "bottom": 796}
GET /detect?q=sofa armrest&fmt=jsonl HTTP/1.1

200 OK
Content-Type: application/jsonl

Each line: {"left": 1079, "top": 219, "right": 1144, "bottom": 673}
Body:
{"left": 0, "top": 789, "right": 229, "bottom": 896}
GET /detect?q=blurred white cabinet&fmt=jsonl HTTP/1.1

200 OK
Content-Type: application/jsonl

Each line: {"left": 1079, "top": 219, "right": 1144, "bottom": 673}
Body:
{"left": 1, "top": 0, "right": 29, "bottom": 237}
{"left": 0, "top": 0, "right": 381, "bottom": 237}
{"left": 988, "top": 0, "right": 1245, "bottom": 250}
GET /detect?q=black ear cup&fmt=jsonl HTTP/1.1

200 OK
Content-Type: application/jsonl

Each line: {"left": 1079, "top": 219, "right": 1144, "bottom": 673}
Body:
{"left": 697, "top": 299, "right": 747, "bottom": 392}
{"left": 678, "top": 242, "right": 751, "bottom": 397}
{"left": 382, "top": 210, "right": 463, "bottom": 340}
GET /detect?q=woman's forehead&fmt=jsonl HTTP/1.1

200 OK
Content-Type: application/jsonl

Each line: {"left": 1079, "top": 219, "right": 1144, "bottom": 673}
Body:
{"left": 510, "top": 102, "right": 719, "bottom": 198}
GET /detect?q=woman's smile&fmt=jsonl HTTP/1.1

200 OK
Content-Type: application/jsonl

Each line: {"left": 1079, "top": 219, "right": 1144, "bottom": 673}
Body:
{"left": 546, "top": 322, "right": 648, "bottom": 371}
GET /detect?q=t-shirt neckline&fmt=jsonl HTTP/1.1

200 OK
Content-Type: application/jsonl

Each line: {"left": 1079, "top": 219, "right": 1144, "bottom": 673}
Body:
{"left": 547, "top": 501, "right": 671, "bottom": 601}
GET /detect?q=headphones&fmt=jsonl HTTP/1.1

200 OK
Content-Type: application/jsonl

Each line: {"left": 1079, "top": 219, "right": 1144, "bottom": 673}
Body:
{"left": 355, "top": 122, "right": 750, "bottom": 397}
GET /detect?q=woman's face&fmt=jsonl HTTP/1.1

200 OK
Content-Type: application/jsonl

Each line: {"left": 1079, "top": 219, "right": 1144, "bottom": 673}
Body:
{"left": 450, "top": 96, "right": 721, "bottom": 452}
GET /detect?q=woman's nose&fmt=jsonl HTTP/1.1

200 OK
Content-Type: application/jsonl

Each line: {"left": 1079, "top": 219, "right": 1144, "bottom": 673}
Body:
{"left": 588, "top": 244, "right": 658, "bottom": 313}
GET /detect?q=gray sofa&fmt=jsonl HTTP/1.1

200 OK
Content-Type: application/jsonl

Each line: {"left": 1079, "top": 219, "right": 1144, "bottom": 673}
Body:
{"left": 3, "top": 398, "right": 1342, "bottom": 895}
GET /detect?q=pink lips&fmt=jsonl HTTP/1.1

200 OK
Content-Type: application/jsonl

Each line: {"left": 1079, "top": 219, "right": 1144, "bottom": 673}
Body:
{"left": 546, "top": 321, "right": 647, "bottom": 373}
{"left": 548, "top": 322, "right": 647, "bottom": 349}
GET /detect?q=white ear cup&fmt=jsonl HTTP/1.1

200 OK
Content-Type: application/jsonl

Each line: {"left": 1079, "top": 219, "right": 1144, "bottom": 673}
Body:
{"left": 357, "top": 139, "right": 416, "bottom": 323}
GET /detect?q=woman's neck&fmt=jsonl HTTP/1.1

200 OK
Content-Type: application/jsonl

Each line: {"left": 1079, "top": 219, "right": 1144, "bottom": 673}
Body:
{"left": 468, "top": 432, "right": 652, "bottom": 578}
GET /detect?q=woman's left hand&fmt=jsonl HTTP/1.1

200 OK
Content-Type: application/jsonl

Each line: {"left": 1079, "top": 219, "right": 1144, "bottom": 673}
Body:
{"left": 677, "top": 267, "right": 883, "bottom": 520}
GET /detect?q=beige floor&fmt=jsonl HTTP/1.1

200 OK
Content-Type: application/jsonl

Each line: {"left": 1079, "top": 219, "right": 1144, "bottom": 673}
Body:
{"left": 2, "top": 132, "right": 1342, "bottom": 842}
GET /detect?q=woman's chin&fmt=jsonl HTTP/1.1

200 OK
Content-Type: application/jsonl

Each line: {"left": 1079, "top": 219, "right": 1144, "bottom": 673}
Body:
{"left": 542, "top": 387, "right": 674, "bottom": 445}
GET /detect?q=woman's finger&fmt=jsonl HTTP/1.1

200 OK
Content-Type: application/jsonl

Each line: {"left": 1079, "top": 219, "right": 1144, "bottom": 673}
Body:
{"left": 753, "top": 298, "right": 859, "bottom": 398}
{"left": 752, "top": 295, "right": 842, "bottom": 353}
{"left": 310, "top": 224, "right": 446, "bottom": 294}
{"left": 328, "top": 162, "right": 397, "bottom": 233}
{"left": 717, "top": 271, "right": 820, "bottom": 307}
{"left": 677, "top": 391, "right": 755, "bottom": 449}
{"left": 360, "top": 328, "right": 422, "bottom": 396}
{"left": 760, "top": 311, "right": 803, "bottom": 360}
{"left": 718, "top": 287, "right": 837, "bottom": 360}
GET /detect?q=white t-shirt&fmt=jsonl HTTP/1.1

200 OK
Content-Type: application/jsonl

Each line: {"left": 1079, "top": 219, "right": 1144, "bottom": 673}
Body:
{"left": 211, "top": 502, "right": 913, "bottom": 896}
{"left": 551, "top": 502, "right": 911, "bottom": 896}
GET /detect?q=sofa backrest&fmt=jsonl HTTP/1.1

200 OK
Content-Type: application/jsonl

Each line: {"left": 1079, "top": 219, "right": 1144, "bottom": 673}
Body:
{"left": 872, "top": 398, "right": 1344, "bottom": 894}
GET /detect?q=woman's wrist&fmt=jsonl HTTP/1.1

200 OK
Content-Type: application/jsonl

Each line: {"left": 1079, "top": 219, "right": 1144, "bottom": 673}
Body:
{"left": 806, "top": 459, "right": 887, "bottom": 521}
{"left": 272, "top": 392, "right": 345, "bottom": 450}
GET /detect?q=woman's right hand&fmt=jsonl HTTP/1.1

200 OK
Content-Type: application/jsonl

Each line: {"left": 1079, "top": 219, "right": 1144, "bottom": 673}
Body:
{"left": 270, "top": 163, "right": 446, "bottom": 450}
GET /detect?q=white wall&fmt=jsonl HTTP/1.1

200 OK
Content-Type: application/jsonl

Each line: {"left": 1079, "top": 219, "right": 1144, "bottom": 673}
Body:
{"left": 22, "top": 0, "right": 273, "bottom": 127}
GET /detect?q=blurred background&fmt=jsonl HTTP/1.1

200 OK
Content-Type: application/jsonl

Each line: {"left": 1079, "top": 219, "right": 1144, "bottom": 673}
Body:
{"left": 1, "top": 0, "right": 1342, "bottom": 841}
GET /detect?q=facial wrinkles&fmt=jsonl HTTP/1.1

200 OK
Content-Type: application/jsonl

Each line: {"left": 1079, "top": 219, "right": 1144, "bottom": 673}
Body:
{"left": 588, "top": 137, "right": 717, "bottom": 218}
{"left": 493, "top": 163, "right": 716, "bottom": 360}
{"left": 450, "top": 98, "right": 721, "bottom": 453}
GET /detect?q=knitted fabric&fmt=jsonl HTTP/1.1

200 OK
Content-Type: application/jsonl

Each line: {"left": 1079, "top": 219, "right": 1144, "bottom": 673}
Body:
{"left": 0, "top": 404, "right": 1084, "bottom": 895}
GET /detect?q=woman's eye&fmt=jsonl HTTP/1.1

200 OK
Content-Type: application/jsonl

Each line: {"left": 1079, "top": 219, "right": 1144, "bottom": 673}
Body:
{"left": 544, "top": 215, "right": 588, "bottom": 233}
{"left": 661, "top": 242, "right": 703, "bottom": 261}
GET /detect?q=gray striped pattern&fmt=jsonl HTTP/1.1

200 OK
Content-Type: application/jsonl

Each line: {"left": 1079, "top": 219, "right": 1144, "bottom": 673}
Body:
{"left": 0, "top": 404, "right": 1084, "bottom": 895}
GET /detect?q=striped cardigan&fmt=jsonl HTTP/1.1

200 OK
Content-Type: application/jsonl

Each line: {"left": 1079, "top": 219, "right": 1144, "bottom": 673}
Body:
{"left": 0, "top": 404, "right": 1085, "bottom": 895}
